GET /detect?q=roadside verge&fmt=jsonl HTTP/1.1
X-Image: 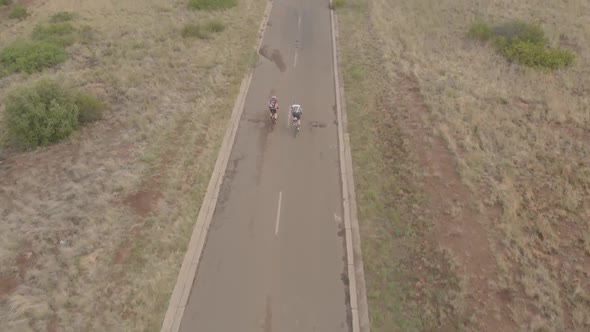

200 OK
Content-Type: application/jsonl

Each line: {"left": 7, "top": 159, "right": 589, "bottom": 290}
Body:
{"left": 329, "top": 1, "right": 371, "bottom": 331}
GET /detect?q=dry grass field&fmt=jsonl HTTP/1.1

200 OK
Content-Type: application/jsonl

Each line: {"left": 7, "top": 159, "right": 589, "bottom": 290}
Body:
{"left": 336, "top": 0, "right": 590, "bottom": 331}
{"left": 0, "top": 0, "right": 265, "bottom": 330}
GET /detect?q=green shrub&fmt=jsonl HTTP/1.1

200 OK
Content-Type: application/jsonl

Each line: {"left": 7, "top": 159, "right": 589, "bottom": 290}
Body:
{"left": 9, "top": 5, "right": 27, "bottom": 19}
{"left": 0, "top": 40, "right": 67, "bottom": 74}
{"left": 502, "top": 40, "right": 575, "bottom": 68}
{"left": 32, "top": 23, "right": 77, "bottom": 46}
{"left": 468, "top": 19, "right": 575, "bottom": 69}
{"left": 74, "top": 92, "right": 104, "bottom": 123}
{"left": 0, "top": 0, "right": 13, "bottom": 6}
{"left": 188, "top": 0, "right": 237, "bottom": 11}
{"left": 50, "top": 11, "right": 75, "bottom": 23}
{"left": 4, "top": 80, "right": 79, "bottom": 149}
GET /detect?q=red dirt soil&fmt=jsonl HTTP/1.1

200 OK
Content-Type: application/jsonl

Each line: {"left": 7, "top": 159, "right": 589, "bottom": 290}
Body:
{"left": 394, "top": 73, "right": 517, "bottom": 331}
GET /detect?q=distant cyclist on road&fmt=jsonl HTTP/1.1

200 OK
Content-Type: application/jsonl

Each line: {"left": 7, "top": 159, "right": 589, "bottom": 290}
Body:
{"left": 269, "top": 96, "right": 279, "bottom": 122}
{"left": 291, "top": 104, "right": 303, "bottom": 127}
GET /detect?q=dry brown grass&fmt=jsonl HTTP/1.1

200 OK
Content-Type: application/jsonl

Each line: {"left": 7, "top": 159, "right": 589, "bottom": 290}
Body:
{"left": 338, "top": 0, "right": 590, "bottom": 331}
{"left": 0, "top": 0, "right": 266, "bottom": 330}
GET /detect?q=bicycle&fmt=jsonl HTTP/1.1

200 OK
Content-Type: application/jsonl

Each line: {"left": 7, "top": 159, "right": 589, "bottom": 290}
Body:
{"left": 270, "top": 113, "right": 277, "bottom": 129}
{"left": 290, "top": 104, "right": 302, "bottom": 137}
{"left": 292, "top": 117, "right": 300, "bottom": 137}
{"left": 269, "top": 107, "right": 278, "bottom": 130}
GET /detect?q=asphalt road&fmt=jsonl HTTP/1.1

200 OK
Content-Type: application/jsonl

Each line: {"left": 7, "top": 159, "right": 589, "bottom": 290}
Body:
{"left": 178, "top": 0, "right": 349, "bottom": 330}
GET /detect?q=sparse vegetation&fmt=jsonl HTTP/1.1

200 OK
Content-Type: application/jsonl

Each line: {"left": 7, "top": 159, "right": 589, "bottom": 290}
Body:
{"left": 337, "top": 0, "right": 590, "bottom": 331}
{"left": 0, "top": 40, "right": 67, "bottom": 74}
{"left": 8, "top": 4, "right": 27, "bottom": 20}
{"left": 188, "top": 0, "right": 237, "bottom": 11}
{"left": 79, "top": 25, "right": 94, "bottom": 44}
{"left": 470, "top": 19, "right": 575, "bottom": 68}
{"left": 0, "top": 0, "right": 267, "bottom": 330}
{"left": 4, "top": 80, "right": 79, "bottom": 149}
{"left": 0, "top": 0, "right": 13, "bottom": 6}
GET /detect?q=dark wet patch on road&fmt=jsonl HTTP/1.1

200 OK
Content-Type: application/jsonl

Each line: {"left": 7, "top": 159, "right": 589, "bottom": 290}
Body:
{"left": 215, "top": 155, "right": 244, "bottom": 216}
{"left": 264, "top": 295, "right": 273, "bottom": 332}
{"left": 309, "top": 121, "right": 327, "bottom": 128}
{"left": 260, "top": 45, "right": 287, "bottom": 72}
{"left": 337, "top": 223, "right": 345, "bottom": 238}
{"left": 247, "top": 118, "right": 266, "bottom": 124}
{"left": 255, "top": 118, "right": 270, "bottom": 185}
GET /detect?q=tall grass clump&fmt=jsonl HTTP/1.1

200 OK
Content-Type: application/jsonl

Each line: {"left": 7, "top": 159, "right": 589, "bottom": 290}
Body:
{"left": 182, "top": 24, "right": 208, "bottom": 39}
{"left": 0, "top": 40, "right": 67, "bottom": 74}
{"left": 469, "top": 19, "right": 575, "bottom": 69}
{"left": 330, "top": 0, "right": 346, "bottom": 10}
{"left": 8, "top": 4, "right": 27, "bottom": 19}
{"left": 182, "top": 20, "right": 225, "bottom": 39}
{"left": 4, "top": 80, "right": 79, "bottom": 149}
{"left": 205, "top": 19, "right": 225, "bottom": 33}
{"left": 74, "top": 92, "right": 105, "bottom": 124}
{"left": 32, "top": 23, "right": 77, "bottom": 46}
{"left": 50, "top": 11, "right": 75, "bottom": 23}
{"left": 188, "top": 0, "right": 237, "bottom": 11}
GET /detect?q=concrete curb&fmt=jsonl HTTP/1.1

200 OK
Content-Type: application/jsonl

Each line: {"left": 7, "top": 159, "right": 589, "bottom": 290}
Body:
{"left": 159, "top": 2, "right": 274, "bottom": 331}
{"left": 329, "top": 3, "right": 371, "bottom": 332}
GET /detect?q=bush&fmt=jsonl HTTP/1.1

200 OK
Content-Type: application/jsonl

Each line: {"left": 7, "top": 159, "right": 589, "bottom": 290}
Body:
{"left": 74, "top": 92, "right": 104, "bottom": 123}
{"left": 32, "top": 23, "right": 77, "bottom": 46}
{"left": 4, "top": 80, "right": 79, "bottom": 149}
{"left": 188, "top": 0, "right": 237, "bottom": 11}
{"left": 0, "top": 0, "right": 13, "bottom": 6}
{"left": 0, "top": 40, "right": 67, "bottom": 74}
{"left": 502, "top": 40, "right": 575, "bottom": 68}
{"left": 50, "top": 11, "right": 75, "bottom": 23}
{"left": 9, "top": 5, "right": 27, "bottom": 19}
{"left": 468, "top": 19, "right": 575, "bottom": 69}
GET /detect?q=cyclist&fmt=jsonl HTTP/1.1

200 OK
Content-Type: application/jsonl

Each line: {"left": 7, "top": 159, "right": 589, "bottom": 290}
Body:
{"left": 269, "top": 96, "right": 279, "bottom": 121}
{"left": 291, "top": 104, "right": 303, "bottom": 127}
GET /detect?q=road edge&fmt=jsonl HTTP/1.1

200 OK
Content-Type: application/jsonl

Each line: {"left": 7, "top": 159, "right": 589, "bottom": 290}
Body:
{"left": 159, "top": 2, "right": 274, "bottom": 331}
{"left": 329, "top": 2, "right": 371, "bottom": 332}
